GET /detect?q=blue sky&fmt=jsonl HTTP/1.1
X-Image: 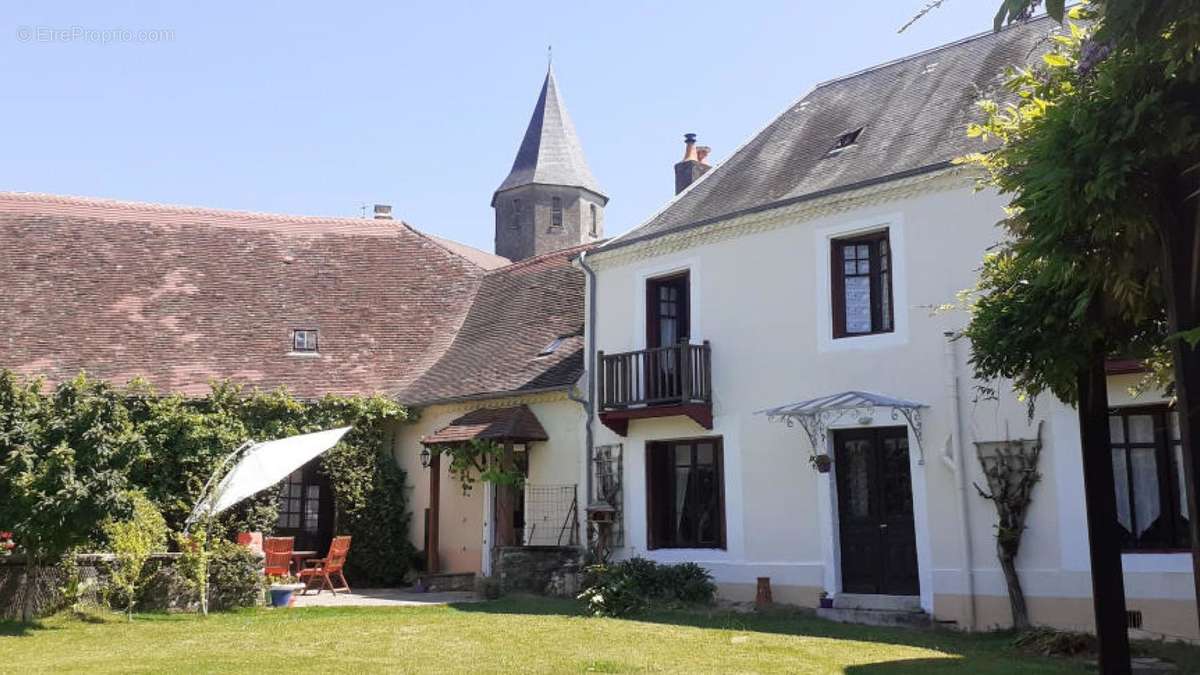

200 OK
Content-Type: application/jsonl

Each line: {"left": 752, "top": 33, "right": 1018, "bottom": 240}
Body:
{"left": 3, "top": 1, "right": 994, "bottom": 252}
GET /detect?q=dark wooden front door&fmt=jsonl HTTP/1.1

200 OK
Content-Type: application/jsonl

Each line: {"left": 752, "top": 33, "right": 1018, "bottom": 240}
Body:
{"left": 646, "top": 273, "right": 690, "bottom": 401}
{"left": 834, "top": 427, "right": 919, "bottom": 595}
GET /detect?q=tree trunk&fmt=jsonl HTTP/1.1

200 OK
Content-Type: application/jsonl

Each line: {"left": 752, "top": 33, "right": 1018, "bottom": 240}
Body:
{"left": 1077, "top": 322, "right": 1132, "bottom": 674}
{"left": 1157, "top": 161, "right": 1200, "bottom": 636}
{"left": 19, "top": 564, "right": 36, "bottom": 623}
{"left": 998, "top": 550, "right": 1031, "bottom": 630}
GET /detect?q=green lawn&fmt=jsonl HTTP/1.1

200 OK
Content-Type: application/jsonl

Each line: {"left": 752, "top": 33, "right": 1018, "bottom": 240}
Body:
{"left": 0, "top": 597, "right": 1187, "bottom": 674}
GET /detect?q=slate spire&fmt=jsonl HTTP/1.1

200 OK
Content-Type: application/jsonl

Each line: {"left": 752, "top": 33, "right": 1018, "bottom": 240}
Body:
{"left": 493, "top": 66, "right": 605, "bottom": 201}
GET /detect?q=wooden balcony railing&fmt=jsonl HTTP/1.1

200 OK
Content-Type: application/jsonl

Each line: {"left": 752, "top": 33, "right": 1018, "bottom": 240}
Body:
{"left": 598, "top": 341, "right": 712, "bottom": 411}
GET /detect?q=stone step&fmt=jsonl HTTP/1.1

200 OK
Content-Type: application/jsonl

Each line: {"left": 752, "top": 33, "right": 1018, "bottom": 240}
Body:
{"left": 816, "top": 607, "right": 933, "bottom": 629}
{"left": 832, "top": 593, "right": 922, "bottom": 613}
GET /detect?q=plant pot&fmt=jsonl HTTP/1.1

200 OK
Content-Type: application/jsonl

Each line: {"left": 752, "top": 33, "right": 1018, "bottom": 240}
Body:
{"left": 812, "top": 454, "right": 832, "bottom": 473}
{"left": 819, "top": 596, "right": 834, "bottom": 609}
{"left": 268, "top": 584, "right": 304, "bottom": 608}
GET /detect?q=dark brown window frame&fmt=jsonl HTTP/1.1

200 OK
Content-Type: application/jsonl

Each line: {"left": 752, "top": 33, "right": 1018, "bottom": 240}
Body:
{"left": 292, "top": 328, "right": 319, "bottom": 353}
{"left": 645, "top": 436, "right": 726, "bottom": 550}
{"left": 1109, "top": 405, "right": 1190, "bottom": 553}
{"left": 830, "top": 229, "right": 894, "bottom": 339}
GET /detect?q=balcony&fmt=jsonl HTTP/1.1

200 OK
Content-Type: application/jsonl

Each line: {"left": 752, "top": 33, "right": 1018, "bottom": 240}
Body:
{"left": 597, "top": 341, "right": 712, "bottom": 436}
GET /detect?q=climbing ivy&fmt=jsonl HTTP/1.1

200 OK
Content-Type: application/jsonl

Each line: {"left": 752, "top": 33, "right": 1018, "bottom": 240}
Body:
{"left": 1, "top": 370, "right": 416, "bottom": 590}
{"left": 436, "top": 439, "right": 525, "bottom": 496}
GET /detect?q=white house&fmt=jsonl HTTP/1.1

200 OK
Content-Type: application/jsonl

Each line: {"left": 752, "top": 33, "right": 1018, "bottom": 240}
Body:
{"left": 579, "top": 17, "right": 1197, "bottom": 640}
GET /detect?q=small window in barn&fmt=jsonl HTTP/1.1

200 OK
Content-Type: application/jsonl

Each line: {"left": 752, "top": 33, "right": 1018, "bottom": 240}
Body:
{"left": 551, "top": 197, "right": 563, "bottom": 229}
{"left": 293, "top": 329, "right": 319, "bottom": 353}
{"left": 827, "top": 127, "right": 864, "bottom": 155}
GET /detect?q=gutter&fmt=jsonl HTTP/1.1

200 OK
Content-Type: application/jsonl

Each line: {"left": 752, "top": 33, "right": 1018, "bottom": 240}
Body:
{"left": 570, "top": 250, "right": 598, "bottom": 528}
{"left": 397, "top": 384, "right": 574, "bottom": 409}
{"left": 944, "top": 331, "right": 977, "bottom": 631}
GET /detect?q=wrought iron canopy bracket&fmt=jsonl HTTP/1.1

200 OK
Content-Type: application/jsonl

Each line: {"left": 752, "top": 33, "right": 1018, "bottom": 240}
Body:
{"left": 760, "top": 391, "right": 928, "bottom": 465}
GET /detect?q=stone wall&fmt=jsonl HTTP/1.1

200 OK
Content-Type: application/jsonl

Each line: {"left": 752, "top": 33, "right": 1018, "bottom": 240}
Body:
{"left": 494, "top": 545, "right": 582, "bottom": 597}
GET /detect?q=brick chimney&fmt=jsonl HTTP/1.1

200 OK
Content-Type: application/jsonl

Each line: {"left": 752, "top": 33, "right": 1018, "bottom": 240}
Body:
{"left": 373, "top": 204, "right": 393, "bottom": 220}
{"left": 674, "top": 133, "right": 711, "bottom": 195}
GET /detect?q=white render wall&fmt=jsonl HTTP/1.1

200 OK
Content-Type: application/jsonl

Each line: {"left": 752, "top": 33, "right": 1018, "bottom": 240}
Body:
{"left": 586, "top": 176, "right": 1196, "bottom": 637}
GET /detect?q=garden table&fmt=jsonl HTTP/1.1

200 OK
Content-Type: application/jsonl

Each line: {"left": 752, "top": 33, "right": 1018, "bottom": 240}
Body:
{"left": 291, "top": 550, "right": 317, "bottom": 574}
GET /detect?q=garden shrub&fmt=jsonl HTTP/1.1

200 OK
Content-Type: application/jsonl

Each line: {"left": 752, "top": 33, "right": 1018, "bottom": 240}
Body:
{"left": 579, "top": 558, "right": 716, "bottom": 617}
{"left": 205, "top": 540, "right": 263, "bottom": 611}
{"left": 102, "top": 491, "right": 169, "bottom": 619}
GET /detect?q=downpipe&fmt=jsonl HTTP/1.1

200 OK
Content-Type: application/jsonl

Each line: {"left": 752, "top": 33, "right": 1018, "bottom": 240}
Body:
{"left": 570, "top": 250, "right": 599, "bottom": 543}
{"left": 944, "top": 330, "right": 977, "bottom": 631}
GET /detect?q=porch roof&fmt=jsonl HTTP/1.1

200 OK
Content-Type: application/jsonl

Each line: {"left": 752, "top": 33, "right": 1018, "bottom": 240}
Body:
{"left": 757, "top": 390, "right": 926, "bottom": 419}
{"left": 421, "top": 405, "right": 549, "bottom": 446}
{"left": 758, "top": 390, "right": 929, "bottom": 463}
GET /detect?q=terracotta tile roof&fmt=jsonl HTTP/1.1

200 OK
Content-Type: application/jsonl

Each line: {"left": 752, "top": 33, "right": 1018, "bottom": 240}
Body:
{"left": 395, "top": 242, "right": 592, "bottom": 405}
{"left": 0, "top": 192, "right": 490, "bottom": 398}
{"left": 421, "top": 405, "right": 549, "bottom": 445}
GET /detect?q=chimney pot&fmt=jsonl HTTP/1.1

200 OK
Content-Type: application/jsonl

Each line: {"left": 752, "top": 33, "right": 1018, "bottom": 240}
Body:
{"left": 373, "top": 204, "right": 393, "bottom": 220}
{"left": 674, "top": 133, "right": 711, "bottom": 195}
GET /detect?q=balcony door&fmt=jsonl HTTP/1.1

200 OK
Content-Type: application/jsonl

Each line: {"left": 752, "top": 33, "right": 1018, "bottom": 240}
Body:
{"left": 646, "top": 272, "right": 690, "bottom": 403}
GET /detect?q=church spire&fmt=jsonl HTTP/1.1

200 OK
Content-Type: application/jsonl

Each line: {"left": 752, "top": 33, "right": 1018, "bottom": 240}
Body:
{"left": 493, "top": 65, "right": 605, "bottom": 203}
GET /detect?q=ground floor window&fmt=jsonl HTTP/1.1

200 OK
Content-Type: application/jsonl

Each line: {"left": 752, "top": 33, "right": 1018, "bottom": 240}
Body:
{"left": 1109, "top": 406, "right": 1190, "bottom": 551}
{"left": 646, "top": 437, "right": 725, "bottom": 549}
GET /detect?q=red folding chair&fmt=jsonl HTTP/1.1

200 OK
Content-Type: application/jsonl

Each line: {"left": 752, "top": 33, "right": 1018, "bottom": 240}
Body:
{"left": 264, "top": 536, "right": 294, "bottom": 577}
{"left": 299, "top": 536, "right": 351, "bottom": 595}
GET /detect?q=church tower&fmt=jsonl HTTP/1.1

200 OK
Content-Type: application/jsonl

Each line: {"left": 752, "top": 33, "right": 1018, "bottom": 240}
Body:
{"left": 493, "top": 66, "right": 607, "bottom": 261}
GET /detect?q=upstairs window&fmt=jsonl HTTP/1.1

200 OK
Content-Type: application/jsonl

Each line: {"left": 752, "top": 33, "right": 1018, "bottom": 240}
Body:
{"left": 551, "top": 197, "right": 563, "bottom": 228}
{"left": 510, "top": 199, "right": 522, "bottom": 230}
{"left": 589, "top": 203, "right": 598, "bottom": 236}
{"left": 831, "top": 230, "right": 893, "bottom": 338}
{"left": 1110, "top": 406, "right": 1190, "bottom": 551}
{"left": 292, "top": 329, "right": 319, "bottom": 353}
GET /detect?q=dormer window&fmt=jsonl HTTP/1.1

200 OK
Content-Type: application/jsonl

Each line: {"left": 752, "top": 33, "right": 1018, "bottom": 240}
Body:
{"left": 551, "top": 197, "right": 563, "bottom": 228}
{"left": 827, "top": 127, "right": 864, "bottom": 156}
{"left": 292, "top": 329, "right": 319, "bottom": 353}
{"left": 510, "top": 199, "right": 522, "bottom": 230}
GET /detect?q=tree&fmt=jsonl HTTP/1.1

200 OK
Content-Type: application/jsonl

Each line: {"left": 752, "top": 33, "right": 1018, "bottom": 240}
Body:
{"left": 0, "top": 372, "right": 142, "bottom": 621}
{"left": 925, "top": 1, "right": 1199, "bottom": 671}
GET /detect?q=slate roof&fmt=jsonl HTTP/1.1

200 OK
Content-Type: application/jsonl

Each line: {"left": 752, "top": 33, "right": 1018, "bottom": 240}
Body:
{"left": 601, "top": 17, "right": 1060, "bottom": 252}
{"left": 394, "top": 242, "right": 592, "bottom": 406}
{"left": 493, "top": 66, "right": 605, "bottom": 202}
{"left": 0, "top": 192, "right": 496, "bottom": 398}
{"left": 421, "top": 405, "right": 549, "bottom": 445}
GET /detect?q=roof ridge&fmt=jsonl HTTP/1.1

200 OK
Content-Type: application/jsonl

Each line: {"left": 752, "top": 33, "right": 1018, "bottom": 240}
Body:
{"left": 484, "top": 241, "right": 600, "bottom": 275}
{"left": 812, "top": 14, "right": 1057, "bottom": 90}
{"left": 406, "top": 228, "right": 511, "bottom": 271}
{"left": 0, "top": 191, "right": 395, "bottom": 229}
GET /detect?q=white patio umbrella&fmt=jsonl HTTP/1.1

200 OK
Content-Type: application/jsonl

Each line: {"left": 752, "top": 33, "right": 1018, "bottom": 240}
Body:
{"left": 186, "top": 426, "right": 351, "bottom": 526}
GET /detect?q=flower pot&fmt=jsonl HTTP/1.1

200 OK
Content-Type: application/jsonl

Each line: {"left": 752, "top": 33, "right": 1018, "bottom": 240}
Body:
{"left": 819, "top": 596, "right": 834, "bottom": 609}
{"left": 812, "top": 454, "right": 832, "bottom": 473}
{"left": 269, "top": 584, "right": 304, "bottom": 608}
